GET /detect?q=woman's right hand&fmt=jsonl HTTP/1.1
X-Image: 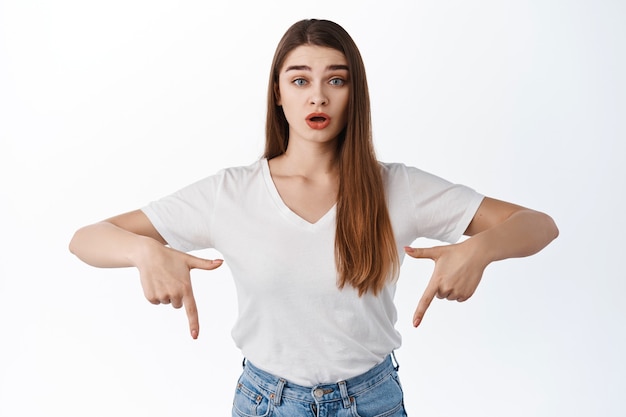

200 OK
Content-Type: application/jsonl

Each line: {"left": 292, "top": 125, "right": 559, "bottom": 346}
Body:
{"left": 135, "top": 240, "right": 223, "bottom": 339}
{"left": 70, "top": 209, "right": 223, "bottom": 339}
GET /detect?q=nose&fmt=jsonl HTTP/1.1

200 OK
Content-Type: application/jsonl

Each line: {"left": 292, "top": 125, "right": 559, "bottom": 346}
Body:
{"left": 310, "top": 85, "right": 328, "bottom": 106}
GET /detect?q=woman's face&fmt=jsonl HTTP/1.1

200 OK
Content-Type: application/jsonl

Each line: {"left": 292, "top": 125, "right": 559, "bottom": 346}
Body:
{"left": 277, "top": 45, "right": 349, "bottom": 149}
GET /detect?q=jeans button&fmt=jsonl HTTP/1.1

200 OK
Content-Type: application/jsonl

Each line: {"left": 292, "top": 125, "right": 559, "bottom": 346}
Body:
{"left": 313, "top": 388, "right": 324, "bottom": 398}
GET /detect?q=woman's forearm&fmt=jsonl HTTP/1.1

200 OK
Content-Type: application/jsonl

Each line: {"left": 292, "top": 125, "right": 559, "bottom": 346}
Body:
{"left": 469, "top": 209, "right": 559, "bottom": 264}
{"left": 69, "top": 222, "right": 157, "bottom": 268}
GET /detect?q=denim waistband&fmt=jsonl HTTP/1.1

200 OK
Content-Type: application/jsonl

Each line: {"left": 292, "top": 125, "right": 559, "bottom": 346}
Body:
{"left": 241, "top": 354, "right": 399, "bottom": 406}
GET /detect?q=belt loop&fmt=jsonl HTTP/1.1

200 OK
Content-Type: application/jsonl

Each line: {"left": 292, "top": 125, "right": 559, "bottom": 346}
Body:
{"left": 338, "top": 381, "right": 351, "bottom": 408}
{"left": 391, "top": 351, "right": 400, "bottom": 371}
{"left": 273, "top": 378, "right": 286, "bottom": 406}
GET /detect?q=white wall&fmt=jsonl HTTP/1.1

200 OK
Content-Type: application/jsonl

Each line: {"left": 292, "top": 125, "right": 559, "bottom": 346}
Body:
{"left": 1, "top": 1, "right": 624, "bottom": 416}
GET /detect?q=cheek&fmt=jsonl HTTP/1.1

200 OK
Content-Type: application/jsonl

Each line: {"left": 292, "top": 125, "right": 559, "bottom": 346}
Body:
{"left": 277, "top": 84, "right": 298, "bottom": 110}
{"left": 276, "top": 78, "right": 293, "bottom": 107}
{"left": 279, "top": 97, "right": 299, "bottom": 126}
{"left": 339, "top": 90, "right": 349, "bottom": 110}
{"left": 338, "top": 94, "right": 349, "bottom": 122}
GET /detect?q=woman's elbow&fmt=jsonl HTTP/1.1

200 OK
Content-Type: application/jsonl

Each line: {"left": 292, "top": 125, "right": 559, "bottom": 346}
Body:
{"left": 68, "top": 228, "right": 84, "bottom": 256}
{"left": 541, "top": 212, "right": 559, "bottom": 243}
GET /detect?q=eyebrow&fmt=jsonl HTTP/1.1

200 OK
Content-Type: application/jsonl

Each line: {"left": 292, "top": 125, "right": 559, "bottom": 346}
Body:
{"left": 284, "top": 64, "right": 349, "bottom": 72}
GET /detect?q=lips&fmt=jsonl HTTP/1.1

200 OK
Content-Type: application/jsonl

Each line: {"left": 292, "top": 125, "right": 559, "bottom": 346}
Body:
{"left": 306, "top": 112, "right": 331, "bottom": 130}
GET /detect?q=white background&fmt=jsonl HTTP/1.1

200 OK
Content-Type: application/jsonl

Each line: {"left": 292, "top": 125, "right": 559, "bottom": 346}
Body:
{"left": 1, "top": 0, "right": 624, "bottom": 416}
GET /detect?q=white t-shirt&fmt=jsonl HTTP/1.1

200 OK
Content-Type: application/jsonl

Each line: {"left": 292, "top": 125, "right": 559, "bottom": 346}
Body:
{"left": 142, "top": 158, "right": 484, "bottom": 385}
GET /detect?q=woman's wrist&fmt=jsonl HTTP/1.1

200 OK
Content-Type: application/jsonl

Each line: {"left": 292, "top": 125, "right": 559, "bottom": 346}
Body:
{"left": 461, "top": 234, "right": 494, "bottom": 270}
{"left": 127, "top": 234, "right": 163, "bottom": 269}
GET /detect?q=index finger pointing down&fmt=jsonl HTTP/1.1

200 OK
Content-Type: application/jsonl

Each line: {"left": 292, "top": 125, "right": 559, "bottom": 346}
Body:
{"left": 413, "top": 280, "right": 438, "bottom": 328}
{"left": 183, "top": 293, "right": 200, "bottom": 339}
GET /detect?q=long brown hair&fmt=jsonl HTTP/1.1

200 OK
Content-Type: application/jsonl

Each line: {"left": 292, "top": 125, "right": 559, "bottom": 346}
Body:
{"left": 265, "top": 19, "right": 399, "bottom": 295}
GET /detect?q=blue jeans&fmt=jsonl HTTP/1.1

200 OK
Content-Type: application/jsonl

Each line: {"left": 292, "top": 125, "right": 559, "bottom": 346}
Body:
{"left": 232, "top": 354, "right": 408, "bottom": 417}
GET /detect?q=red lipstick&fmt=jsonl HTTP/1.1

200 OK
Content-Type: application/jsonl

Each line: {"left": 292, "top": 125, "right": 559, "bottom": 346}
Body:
{"left": 306, "top": 112, "right": 331, "bottom": 130}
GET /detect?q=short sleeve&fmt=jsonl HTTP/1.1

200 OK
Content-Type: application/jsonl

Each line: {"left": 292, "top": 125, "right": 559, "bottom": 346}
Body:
{"left": 407, "top": 165, "right": 484, "bottom": 242}
{"left": 383, "top": 163, "right": 484, "bottom": 244}
{"left": 140, "top": 172, "right": 223, "bottom": 252}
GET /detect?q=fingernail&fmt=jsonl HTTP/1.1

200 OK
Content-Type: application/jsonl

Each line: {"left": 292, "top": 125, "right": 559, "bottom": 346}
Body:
{"left": 191, "top": 329, "right": 198, "bottom": 339}
{"left": 212, "top": 259, "right": 223, "bottom": 264}
{"left": 413, "top": 318, "right": 421, "bottom": 328}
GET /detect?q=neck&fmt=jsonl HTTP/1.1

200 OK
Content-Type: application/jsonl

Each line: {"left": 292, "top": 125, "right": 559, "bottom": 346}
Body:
{"left": 274, "top": 140, "right": 339, "bottom": 178}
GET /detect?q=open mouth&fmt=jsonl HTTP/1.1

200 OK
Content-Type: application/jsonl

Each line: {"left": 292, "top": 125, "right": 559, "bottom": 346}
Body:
{"left": 306, "top": 113, "right": 331, "bottom": 129}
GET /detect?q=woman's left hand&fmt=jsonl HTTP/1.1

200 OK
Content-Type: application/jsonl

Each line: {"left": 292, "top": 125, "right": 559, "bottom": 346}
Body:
{"left": 404, "top": 197, "right": 559, "bottom": 328}
{"left": 404, "top": 241, "right": 488, "bottom": 328}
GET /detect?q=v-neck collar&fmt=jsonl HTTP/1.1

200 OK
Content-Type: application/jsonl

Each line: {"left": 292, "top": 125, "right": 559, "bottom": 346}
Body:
{"left": 261, "top": 158, "right": 336, "bottom": 229}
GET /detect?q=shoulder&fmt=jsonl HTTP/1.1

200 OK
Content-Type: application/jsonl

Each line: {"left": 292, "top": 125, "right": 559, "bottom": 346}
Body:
{"left": 160, "top": 160, "right": 263, "bottom": 199}
{"left": 218, "top": 159, "right": 264, "bottom": 179}
{"left": 189, "top": 159, "right": 263, "bottom": 189}
{"left": 378, "top": 161, "right": 435, "bottom": 184}
{"left": 379, "top": 161, "right": 408, "bottom": 179}
{"left": 378, "top": 161, "right": 480, "bottom": 201}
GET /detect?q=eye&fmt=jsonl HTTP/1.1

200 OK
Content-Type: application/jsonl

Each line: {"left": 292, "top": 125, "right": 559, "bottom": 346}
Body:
{"left": 292, "top": 78, "right": 307, "bottom": 86}
{"left": 329, "top": 78, "right": 345, "bottom": 86}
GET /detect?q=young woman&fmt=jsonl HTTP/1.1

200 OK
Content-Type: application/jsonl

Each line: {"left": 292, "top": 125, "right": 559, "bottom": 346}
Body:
{"left": 69, "top": 19, "right": 558, "bottom": 417}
